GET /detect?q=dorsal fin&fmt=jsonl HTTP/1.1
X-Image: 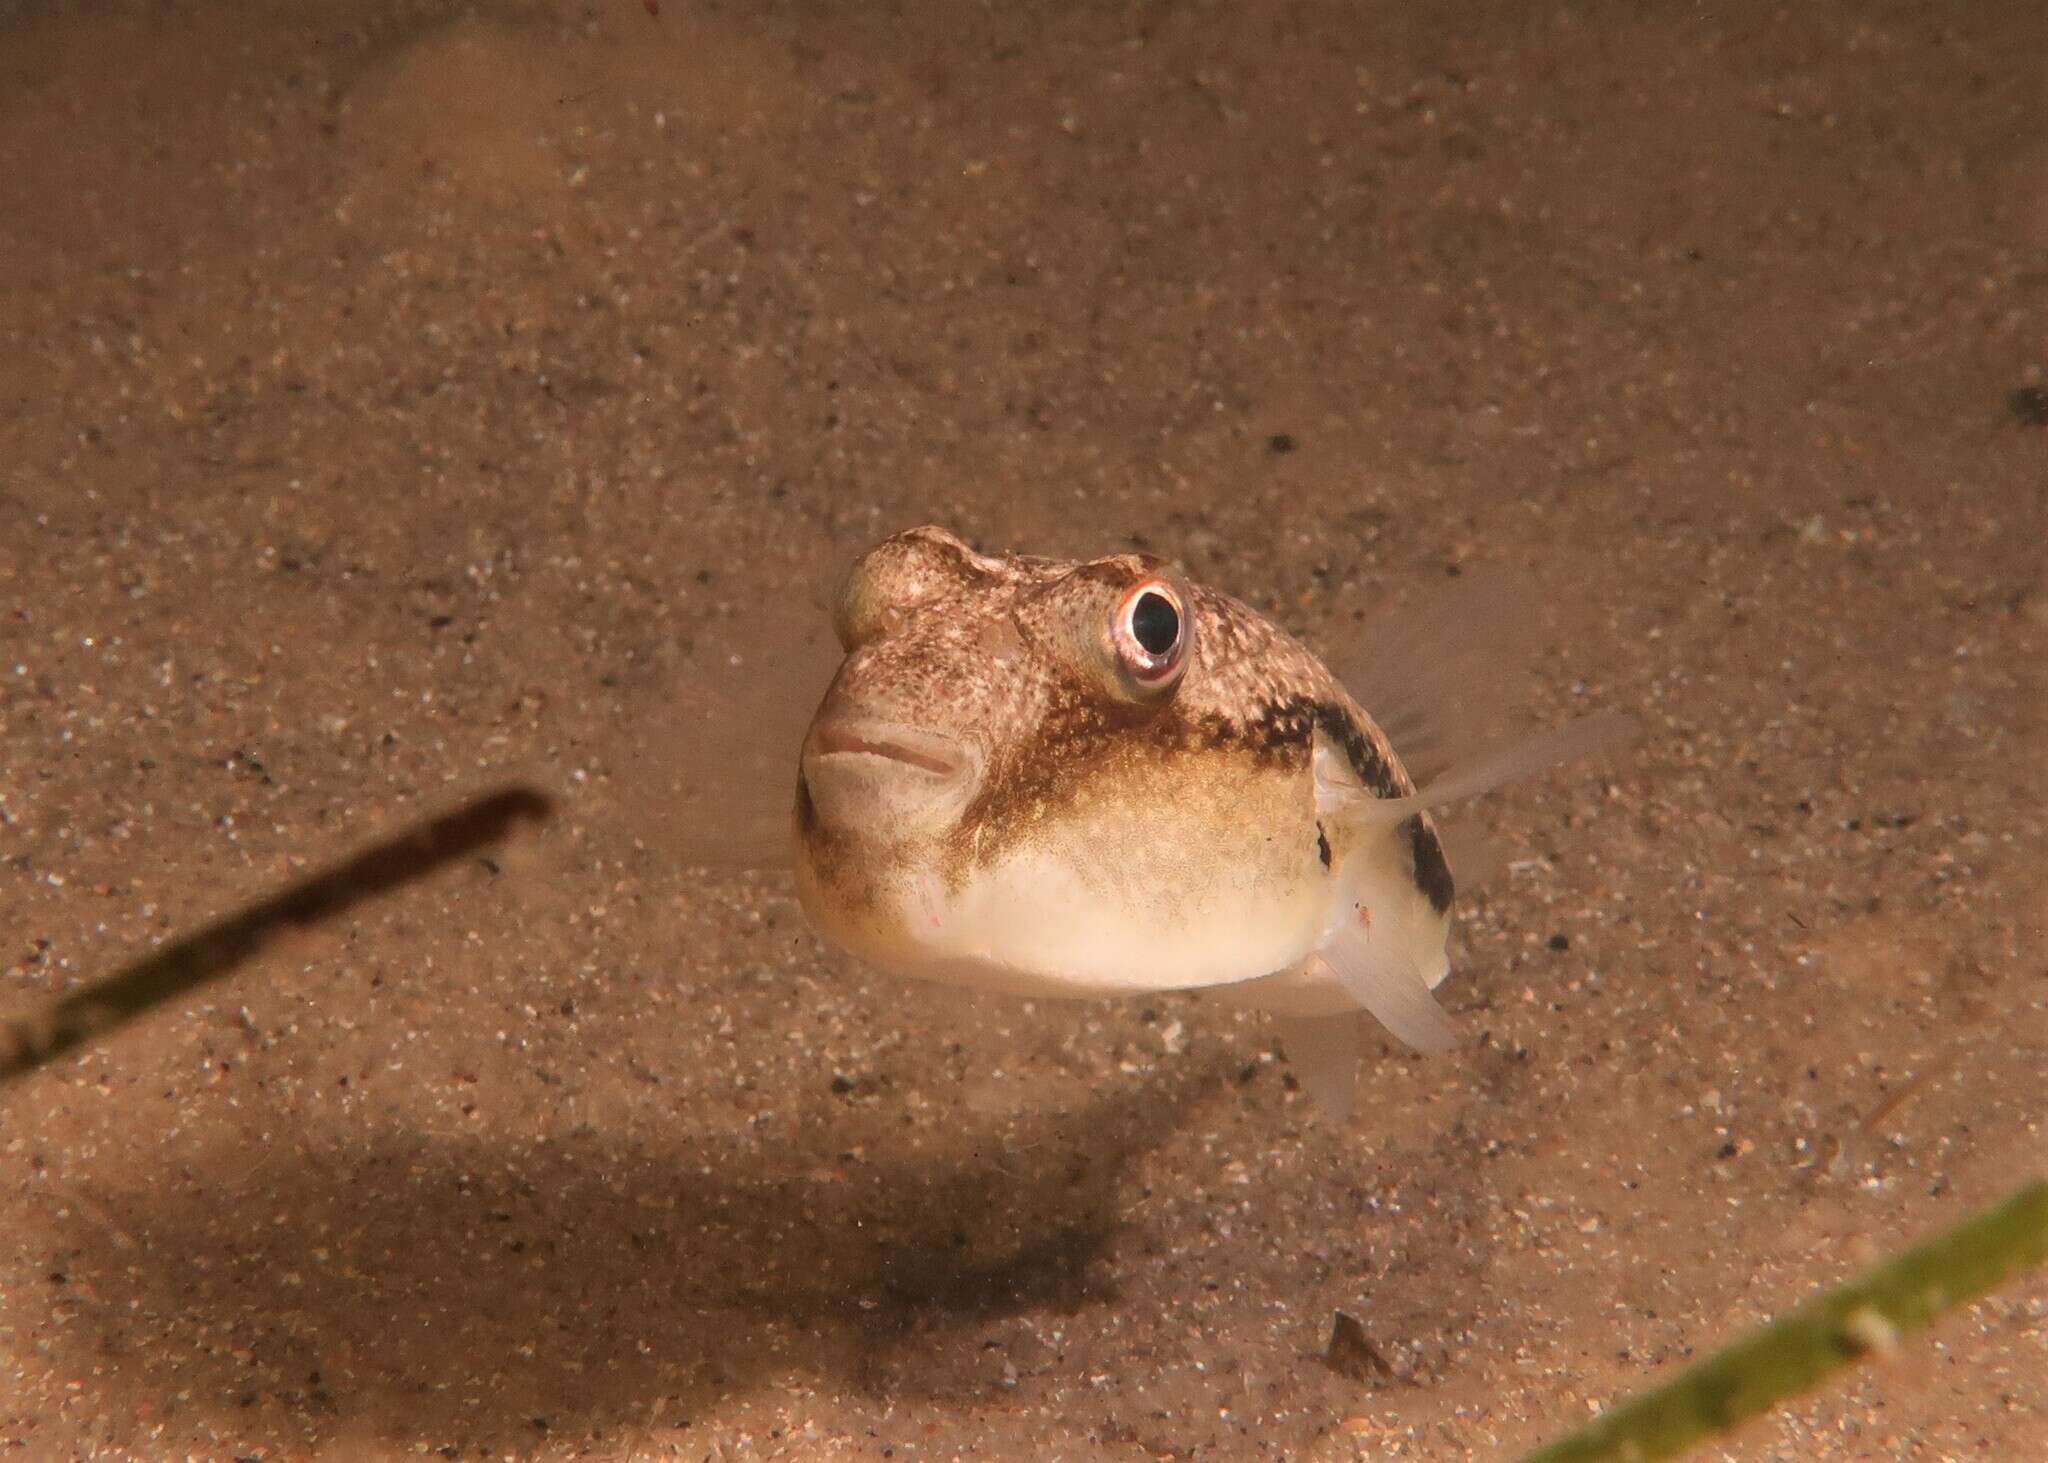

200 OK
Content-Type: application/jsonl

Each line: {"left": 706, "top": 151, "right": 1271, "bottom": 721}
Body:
{"left": 1336, "top": 568, "right": 1544, "bottom": 786}
{"left": 1324, "top": 708, "right": 1636, "bottom": 828}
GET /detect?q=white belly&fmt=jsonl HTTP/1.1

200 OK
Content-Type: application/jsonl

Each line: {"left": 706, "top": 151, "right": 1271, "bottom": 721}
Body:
{"left": 902, "top": 839, "right": 1330, "bottom": 996}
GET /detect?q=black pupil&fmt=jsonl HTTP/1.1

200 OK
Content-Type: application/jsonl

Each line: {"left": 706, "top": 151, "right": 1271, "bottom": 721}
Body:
{"left": 1130, "top": 591, "right": 1180, "bottom": 657}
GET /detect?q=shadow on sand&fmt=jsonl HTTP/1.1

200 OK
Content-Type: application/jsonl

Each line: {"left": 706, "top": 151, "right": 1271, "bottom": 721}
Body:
{"left": 33, "top": 1060, "right": 1233, "bottom": 1456}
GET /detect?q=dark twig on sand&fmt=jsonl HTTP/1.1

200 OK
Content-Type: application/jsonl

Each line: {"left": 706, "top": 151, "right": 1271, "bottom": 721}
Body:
{"left": 1, "top": 787, "right": 554, "bottom": 1084}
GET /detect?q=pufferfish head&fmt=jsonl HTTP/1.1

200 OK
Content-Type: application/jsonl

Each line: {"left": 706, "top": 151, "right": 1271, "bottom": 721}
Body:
{"left": 792, "top": 525, "right": 1362, "bottom": 995}
{"left": 797, "top": 524, "right": 1203, "bottom": 853}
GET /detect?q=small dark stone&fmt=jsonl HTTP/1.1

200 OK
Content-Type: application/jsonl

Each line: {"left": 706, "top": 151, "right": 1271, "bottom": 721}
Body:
{"left": 1323, "top": 1311, "right": 1396, "bottom": 1382}
{"left": 428, "top": 613, "right": 453, "bottom": 629}
{"left": 1267, "top": 432, "right": 1297, "bottom": 454}
{"left": 2007, "top": 386, "right": 2048, "bottom": 426}
{"left": 1547, "top": 933, "right": 1570, "bottom": 952}
{"left": 830, "top": 1073, "right": 856, "bottom": 1094}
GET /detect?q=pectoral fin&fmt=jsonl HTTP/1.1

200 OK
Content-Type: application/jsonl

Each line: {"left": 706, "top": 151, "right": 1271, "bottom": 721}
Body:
{"left": 1313, "top": 940, "right": 1459, "bottom": 1056}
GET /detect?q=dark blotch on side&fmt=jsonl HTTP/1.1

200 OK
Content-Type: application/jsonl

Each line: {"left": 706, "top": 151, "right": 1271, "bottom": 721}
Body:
{"left": 948, "top": 679, "right": 1453, "bottom": 916}
{"left": 1307, "top": 700, "right": 1455, "bottom": 915}
{"left": 1404, "top": 815, "right": 1455, "bottom": 914}
{"left": 952, "top": 677, "right": 1313, "bottom": 876}
{"left": 1308, "top": 701, "right": 1401, "bottom": 799}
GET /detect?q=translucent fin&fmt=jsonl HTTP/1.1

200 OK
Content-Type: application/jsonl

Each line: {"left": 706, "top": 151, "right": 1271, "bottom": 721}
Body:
{"left": 599, "top": 595, "right": 841, "bottom": 871}
{"left": 1330, "top": 708, "right": 1637, "bottom": 828}
{"left": 1434, "top": 815, "right": 1507, "bottom": 893}
{"left": 1336, "top": 569, "right": 1544, "bottom": 785}
{"left": 1275, "top": 1012, "right": 1362, "bottom": 1120}
{"left": 1311, "top": 945, "right": 1459, "bottom": 1055}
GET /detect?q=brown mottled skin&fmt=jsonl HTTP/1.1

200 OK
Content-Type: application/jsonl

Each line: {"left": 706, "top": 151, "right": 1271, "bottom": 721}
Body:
{"left": 796, "top": 527, "right": 1451, "bottom": 926}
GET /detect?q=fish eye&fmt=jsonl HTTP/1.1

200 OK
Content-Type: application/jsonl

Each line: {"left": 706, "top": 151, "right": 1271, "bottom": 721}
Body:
{"left": 1110, "top": 579, "right": 1189, "bottom": 695}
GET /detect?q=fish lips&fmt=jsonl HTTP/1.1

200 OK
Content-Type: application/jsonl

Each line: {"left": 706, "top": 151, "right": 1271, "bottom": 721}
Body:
{"left": 800, "top": 716, "right": 979, "bottom": 833}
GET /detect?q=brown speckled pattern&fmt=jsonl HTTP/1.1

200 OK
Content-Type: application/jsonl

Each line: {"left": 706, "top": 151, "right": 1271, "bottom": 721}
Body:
{"left": 8, "top": 7, "right": 2047, "bottom": 1457}
{"left": 800, "top": 527, "right": 1449, "bottom": 912}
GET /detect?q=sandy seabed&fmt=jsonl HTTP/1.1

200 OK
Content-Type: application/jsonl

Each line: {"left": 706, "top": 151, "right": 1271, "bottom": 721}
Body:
{"left": 2, "top": 0, "right": 2045, "bottom": 1458}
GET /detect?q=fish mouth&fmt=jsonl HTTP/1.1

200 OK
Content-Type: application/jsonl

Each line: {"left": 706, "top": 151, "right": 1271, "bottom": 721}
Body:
{"left": 807, "top": 719, "right": 967, "bottom": 778}
{"left": 800, "top": 716, "right": 976, "bottom": 838}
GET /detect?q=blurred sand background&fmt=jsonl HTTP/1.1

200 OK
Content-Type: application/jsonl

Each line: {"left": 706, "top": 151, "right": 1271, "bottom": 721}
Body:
{"left": 2, "top": 0, "right": 2045, "bottom": 1457}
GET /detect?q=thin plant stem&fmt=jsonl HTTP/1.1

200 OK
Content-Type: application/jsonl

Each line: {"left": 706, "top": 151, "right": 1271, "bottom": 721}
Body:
{"left": 1519, "top": 1180, "right": 2048, "bottom": 1462}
